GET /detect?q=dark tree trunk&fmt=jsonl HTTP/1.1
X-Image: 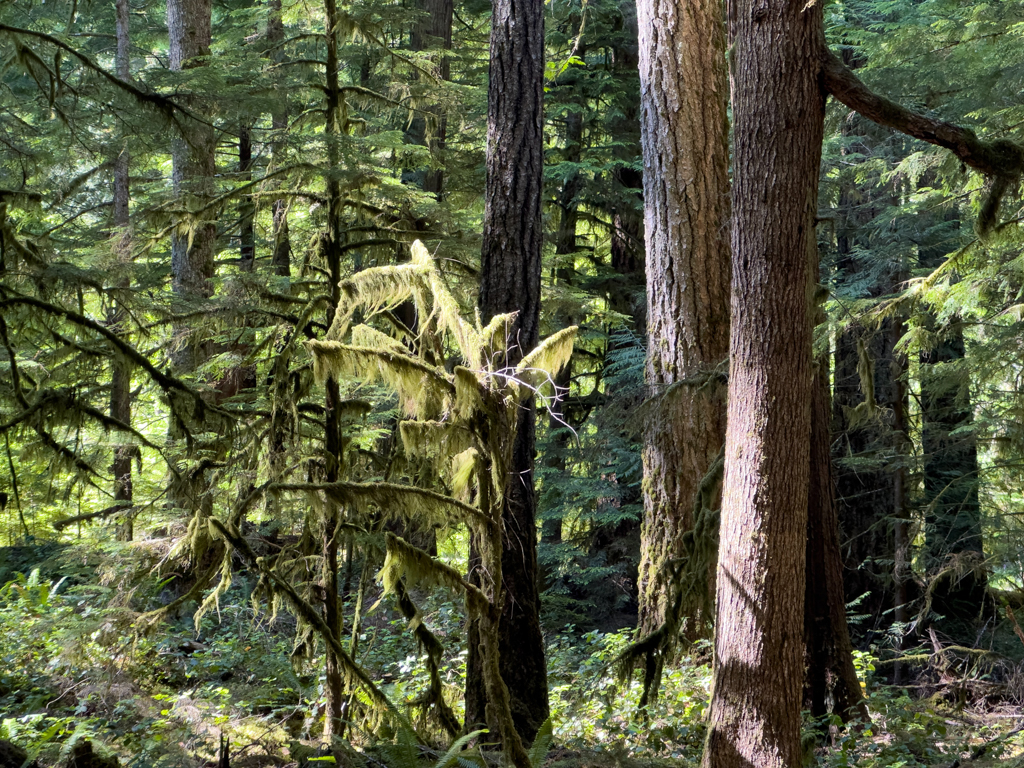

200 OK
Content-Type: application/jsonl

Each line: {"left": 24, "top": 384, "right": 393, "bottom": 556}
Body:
{"left": 634, "top": 0, "right": 730, "bottom": 637}
{"left": 166, "top": 0, "right": 216, "bottom": 521}
{"left": 168, "top": 0, "right": 216, "bottom": 313}
{"left": 804, "top": 262, "right": 868, "bottom": 723}
{"left": 404, "top": 0, "right": 453, "bottom": 198}
{"left": 111, "top": 0, "right": 134, "bottom": 541}
{"left": 831, "top": 184, "right": 901, "bottom": 638}
{"left": 465, "top": 0, "right": 549, "bottom": 742}
{"left": 239, "top": 126, "right": 255, "bottom": 271}
{"left": 703, "top": 0, "right": 825, "bottom": 764}
{"left": 607, "top": 2, "right": 644, "bottom": 329}
{"left": 267, "top": 0, "right": 291, "bottom": 278}
{"left": 541, "top": 105, "right": 583, "bottom": 549}
{"left": 321, "top": 0, "right": 347, "bottom": 736}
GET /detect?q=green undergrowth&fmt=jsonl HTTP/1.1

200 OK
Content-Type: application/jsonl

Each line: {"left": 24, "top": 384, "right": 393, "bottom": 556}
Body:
{"left": 2, "top": 545, "right": 1024, "bottom": 767}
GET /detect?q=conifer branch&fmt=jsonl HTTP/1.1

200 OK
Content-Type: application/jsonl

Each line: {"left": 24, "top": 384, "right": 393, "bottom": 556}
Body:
{"left": 821, "top": 47, "right": 1024, "bottom": 235}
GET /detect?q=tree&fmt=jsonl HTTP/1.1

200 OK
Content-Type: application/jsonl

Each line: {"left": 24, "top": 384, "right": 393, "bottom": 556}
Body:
{"left": 465, "top": 0, "right": 549, "bottom": 742}
{"left": 704, "top": 0, "right": 1024, "bottom": 760}
{"left": 110, "top": 0, "right": 135, "bottom": 541}
{"left": 632, "top": 0, "right": 731, "bottom": 646}
{"left": 701, "top": 0, "right": 824, "bottom": 764}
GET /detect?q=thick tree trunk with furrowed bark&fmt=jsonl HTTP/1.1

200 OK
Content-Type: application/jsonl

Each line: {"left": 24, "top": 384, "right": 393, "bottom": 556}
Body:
{"left": 634, "top": 0, "right": 730, "bottom": 637}
{"left": 703, "top": 0, "right": 825, "bottom": 764}
{"left": 465, "top": 0, "right": 549, "bottom": 743}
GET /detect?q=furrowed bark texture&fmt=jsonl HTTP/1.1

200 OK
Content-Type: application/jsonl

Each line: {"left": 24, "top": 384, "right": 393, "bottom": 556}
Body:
{"left": 703, "top": 0, "right": 825, "bottom": 765}
{"left": 466, "top": 0, "right": 549, "bottom": 742}
{"left": 634, "top": 0, "right": 730, "bottom": 636}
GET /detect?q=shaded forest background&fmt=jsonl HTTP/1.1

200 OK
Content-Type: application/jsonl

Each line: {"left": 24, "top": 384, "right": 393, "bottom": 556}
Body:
{"left": 3, "top": 0, "right": 1024, "bottom": 764}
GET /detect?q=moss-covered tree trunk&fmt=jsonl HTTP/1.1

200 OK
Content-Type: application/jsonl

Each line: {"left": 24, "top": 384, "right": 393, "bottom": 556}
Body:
{"left": 465, "top": 0, "right": 549, "bottom": 740}
{"left": 702, "top": 0, "right": 824, "bottom": 764}
{"left": 634, "top": 0, "right": 730, "bottom": 637}
{"left": 321, "top": 0, "right": 347, "bottom": 735}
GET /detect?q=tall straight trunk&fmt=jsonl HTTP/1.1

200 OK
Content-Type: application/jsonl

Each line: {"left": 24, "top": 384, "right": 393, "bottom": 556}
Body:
{"left": 542, "top": 106, "right": 584, "bottom": 549}
{"left": 634, "top": 0, "right": 730, "bottom": 636}
{"left": 405, "top": 0, "right": 453, "bottom": 198}
{"left": 167, "top": 0, "right": 215, "bottom": 518}
{"left": 239, "top": 126, "right": 255, "bottom": 271}
{"left": 111, "top": 0, "right": 134, "bottom": 541}
{"left": 465, "top": 0, "right": 548, "bottom": 742}
{"left": 804, "top": 252, "right": 868, "bottom": 723}
{"left": 168, "top": 0, "right": 215, "bottom": 312}
{"left": 703, "top": 0, "right": 824, "bottom": 765}
{"left": 268, "top": 0, "right": 291, "bottom": 277}
{"left": 608, "top": 0, "right": 644, "bottom": 329}
{"left": 321, "top": 0, "right": 346, "bottom": 736}
{"left": 831, "top": 179, "right": 900, "bottom": 637}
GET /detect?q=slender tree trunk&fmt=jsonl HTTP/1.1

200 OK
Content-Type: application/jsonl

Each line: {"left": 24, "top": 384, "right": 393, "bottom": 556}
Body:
{"left": 608, "top": 0, "right": 644, "bottom": 330}
{"left": 804, "top": 249, "right": 868, "bottom": 723}
{"left": 321, "top": 0, "right": 346, "bottom": 736}
{"left": 919, "top": 215, "right": 985, "bottom": 637}
{"left": 239, "top": 126, "right": 255, "bottom": 271}
{"left": 831, "top": 173, "right": 900, "bottom": 637}
{"left": 465, "top": 0, "right": 549, "bottom": 741}
{"left": 634, "top": 0, "right": 730, "bottom": 637}
{"left": 167, "top": 0, "right": 215, "bottom": 518}
{"left": 267, "top": 0, "right": 291, "bottom": 277}
{"left": 168, "top": 0, "right": 215, "bottom": 312}
{"left": 111, "top": 0, "right": 134, "bottom": 541}
{"left": 405, "top": 0, "right": 453, "bottom": 198}
{"left": 703, "top": 0, "right": 825, "bottom": 765}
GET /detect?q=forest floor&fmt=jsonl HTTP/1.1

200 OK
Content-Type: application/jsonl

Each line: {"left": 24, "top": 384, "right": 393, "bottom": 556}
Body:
{"left": 2, "top": 541, "right": 1024, "bottom": 768}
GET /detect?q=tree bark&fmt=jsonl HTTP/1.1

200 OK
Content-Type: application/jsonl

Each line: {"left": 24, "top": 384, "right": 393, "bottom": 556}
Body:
{"left": 405, "top": 0, "right": 453, "bottom": 198}
{"left": 804, "top": 246, "right": 868, "bottom": 723}
{"left": 322, "top": 0, "right": 346, "bottom": 736}
{"left": 168, "top": 0, "right": 215, "bottom": 311}
{"left": 111, "top": 0, "right": 134, "bottom": 541}
{"left": 634, "top": 0, "right": 730, "bottom": 637}
{"left": 465, "top": 0, "right": 549, "bottom": 742}
{"left": 702, "top": 0, "right": 825, "bottom": 765}
{"left": 268, "top": 0, "right": 291, "bottom": 278}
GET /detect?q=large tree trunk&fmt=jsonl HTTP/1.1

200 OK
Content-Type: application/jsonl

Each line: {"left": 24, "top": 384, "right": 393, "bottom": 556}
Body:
{"left": 168, "top": 0, "right": 215, "bottom": 313}
{"left": 111, "top": 0, "right": 134, "bottom": 541}
{"left": 465, "top": 0, "right": 548, "bottom": 742}
{"left": 634, "top": 0, "right": 730, "bottom": 637}
{"left": 703, "top": 0, "right": 825, "bottom": 765}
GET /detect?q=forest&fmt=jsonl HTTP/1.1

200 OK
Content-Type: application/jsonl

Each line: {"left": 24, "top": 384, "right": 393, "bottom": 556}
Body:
{"left": 2, "top": 0, "right": 1024, "bottom": 764}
